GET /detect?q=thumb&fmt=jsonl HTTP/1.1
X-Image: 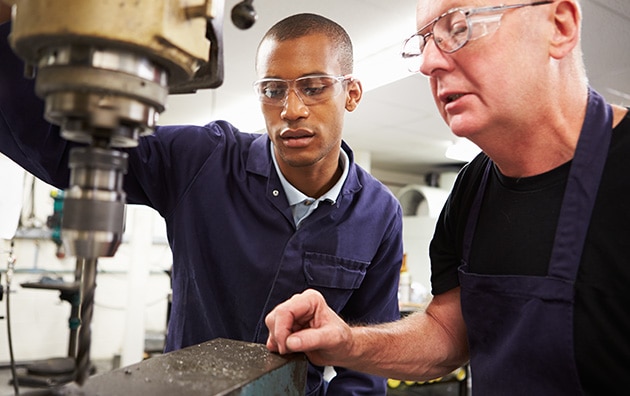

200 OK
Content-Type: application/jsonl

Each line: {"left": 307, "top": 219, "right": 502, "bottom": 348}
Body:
{"left": 286, "top": 334, "right": 304, "bottom": 351}
{"left": 284, "top": 327, "right": 331, "bottom": 352}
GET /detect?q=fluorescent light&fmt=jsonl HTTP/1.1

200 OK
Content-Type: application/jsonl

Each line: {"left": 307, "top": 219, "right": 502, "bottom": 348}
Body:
{"left": 354, "top": 43, "right": 413, "bottom": 92}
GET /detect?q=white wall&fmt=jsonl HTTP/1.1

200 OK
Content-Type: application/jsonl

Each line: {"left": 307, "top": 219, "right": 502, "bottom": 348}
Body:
{"left": 402, "top": 216, "right": 437, "bottom": 293}
{"left": 394, "top": 174, "right": 456, "bottom": 301}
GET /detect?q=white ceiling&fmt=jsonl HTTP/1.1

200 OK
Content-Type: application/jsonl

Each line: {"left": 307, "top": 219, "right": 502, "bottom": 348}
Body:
{"left": 159, "top": 0, "right": 630, "bottom": 182}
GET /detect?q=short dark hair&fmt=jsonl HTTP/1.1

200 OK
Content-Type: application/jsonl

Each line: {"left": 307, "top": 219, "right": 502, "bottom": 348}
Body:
{"left": 257, "top": 13, "right": 354, "bottom": 74}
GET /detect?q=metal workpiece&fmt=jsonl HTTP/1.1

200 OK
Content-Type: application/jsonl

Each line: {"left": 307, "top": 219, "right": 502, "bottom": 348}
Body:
{"left": 48, "top": 338, "right": 307, "bottom": 396}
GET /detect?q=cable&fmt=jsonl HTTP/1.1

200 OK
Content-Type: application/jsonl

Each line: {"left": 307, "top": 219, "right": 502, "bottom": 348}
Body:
{"left": 6, "top": 282, "right": 19, "bottom": 395}
{"left": 5, "top": 241, "right": 20, "bottom": 395}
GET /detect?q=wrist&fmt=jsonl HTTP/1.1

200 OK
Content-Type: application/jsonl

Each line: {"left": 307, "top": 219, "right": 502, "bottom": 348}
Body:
{"left": 340, "top": 326, "right": 370, "bottom": 369}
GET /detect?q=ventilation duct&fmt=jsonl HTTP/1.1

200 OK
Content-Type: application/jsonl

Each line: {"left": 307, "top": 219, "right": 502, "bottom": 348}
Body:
{"left": 397, "top": 184, "right": 449, "bottom": 218}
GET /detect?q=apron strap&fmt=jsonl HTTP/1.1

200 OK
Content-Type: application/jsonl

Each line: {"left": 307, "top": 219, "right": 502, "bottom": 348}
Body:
{"left": 548, "top": 89, "right": 613, "bottom": 280}
{"left": 461, "top": 158, "right": 492, "bottom": 265}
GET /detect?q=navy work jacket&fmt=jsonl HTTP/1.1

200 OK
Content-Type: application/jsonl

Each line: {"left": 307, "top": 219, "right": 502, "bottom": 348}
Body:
{"left": 0, "top": 22, "right": 403, "bottom": 396}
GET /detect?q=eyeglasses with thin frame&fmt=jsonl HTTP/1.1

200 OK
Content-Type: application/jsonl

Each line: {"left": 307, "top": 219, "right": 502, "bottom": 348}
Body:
{"left": 401, "top": 1, "right": 554, "bottom": 72}
{"left": 253, "top": 74, "right": 352, "bottom": 106}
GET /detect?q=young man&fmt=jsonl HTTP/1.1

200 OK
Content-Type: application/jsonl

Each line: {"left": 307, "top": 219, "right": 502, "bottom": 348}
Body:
{"left": 265, "top": 1, "right": 630, "bottom": 395}
{"left": 0, "top": 11, "right": 403, "bottom": 395}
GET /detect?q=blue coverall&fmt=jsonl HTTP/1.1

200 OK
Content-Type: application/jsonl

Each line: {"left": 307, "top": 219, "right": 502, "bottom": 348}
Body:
{"left": 0, "top": 22, "right": 403, "bottom": 395}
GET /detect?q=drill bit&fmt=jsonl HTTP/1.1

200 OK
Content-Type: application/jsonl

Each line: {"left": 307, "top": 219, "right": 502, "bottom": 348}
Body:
{"left": 75, "top": 257, "right": 98, "bottom": 385}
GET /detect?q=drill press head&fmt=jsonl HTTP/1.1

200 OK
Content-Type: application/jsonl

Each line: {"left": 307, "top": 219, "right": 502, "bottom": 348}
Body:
{"left": 4, "top": 0, "right": 228, "bottom": 259}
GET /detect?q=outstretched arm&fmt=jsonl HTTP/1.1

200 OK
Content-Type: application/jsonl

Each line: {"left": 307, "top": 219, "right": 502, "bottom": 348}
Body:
{"left": 266, "top": 287, "right": 469, "bottom": 381}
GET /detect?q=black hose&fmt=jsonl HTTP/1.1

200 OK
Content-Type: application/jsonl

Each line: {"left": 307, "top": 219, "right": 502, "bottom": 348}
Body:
{"left": 6, "top": 281, "right": 20, "bottom": 395}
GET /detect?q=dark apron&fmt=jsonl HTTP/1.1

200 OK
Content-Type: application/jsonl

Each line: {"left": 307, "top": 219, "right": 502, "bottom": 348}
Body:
{"left": 458, "top": 89, "right": 612, "bottom": 395}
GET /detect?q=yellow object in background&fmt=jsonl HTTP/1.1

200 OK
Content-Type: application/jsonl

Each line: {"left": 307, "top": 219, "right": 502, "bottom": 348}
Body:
{"left": 387, "top": 365, "right": 468, "bottom": 388}
{"left": 387, "top": 379, "right": 401, "bottom": 388}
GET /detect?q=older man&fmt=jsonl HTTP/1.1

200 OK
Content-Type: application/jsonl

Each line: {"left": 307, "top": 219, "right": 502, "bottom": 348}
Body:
{"left": 266, "top": 1, "right": 630, "bottom": 395}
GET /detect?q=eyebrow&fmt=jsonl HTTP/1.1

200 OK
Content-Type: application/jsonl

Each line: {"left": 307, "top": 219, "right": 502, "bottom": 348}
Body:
{"left": 415, "top": 6, "right": 462, "bottom": 34}
{"left": 260, "top": 72, "right": 334, "bottom": 80}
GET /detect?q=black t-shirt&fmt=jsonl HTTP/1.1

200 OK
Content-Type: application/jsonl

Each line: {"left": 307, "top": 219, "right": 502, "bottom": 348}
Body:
{"left": 429, "top": 109, "right": 630, "bottom": 395}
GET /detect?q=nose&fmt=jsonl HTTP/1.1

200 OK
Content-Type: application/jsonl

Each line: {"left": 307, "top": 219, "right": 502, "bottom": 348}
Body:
{"left": 418, "top": 37, "right": 450, "bottom": 76}
{"left": 281, "top": 88, "right": 309, "bottom": 120}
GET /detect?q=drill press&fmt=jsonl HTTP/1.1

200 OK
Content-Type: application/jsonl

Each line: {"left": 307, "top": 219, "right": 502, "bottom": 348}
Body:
{"left": 3, "top": 0, "right": 255, "bottom": 385}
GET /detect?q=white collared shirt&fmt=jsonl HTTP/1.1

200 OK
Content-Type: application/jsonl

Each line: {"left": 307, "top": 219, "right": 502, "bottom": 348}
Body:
{"left": 270, "top": 143, "right": 349, "bottom": 228}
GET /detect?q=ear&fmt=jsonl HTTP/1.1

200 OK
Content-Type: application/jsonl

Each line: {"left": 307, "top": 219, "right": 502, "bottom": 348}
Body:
{"left": 345, "top": 77, "right": 363, "bottom": 112}
{"left": 548, "top": 0, "right": 581, "bottom": 60}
